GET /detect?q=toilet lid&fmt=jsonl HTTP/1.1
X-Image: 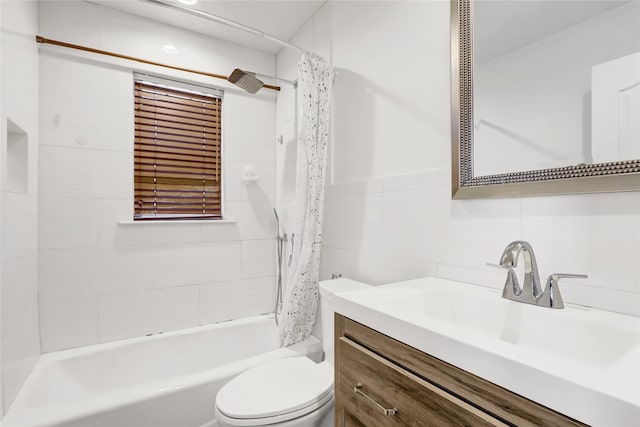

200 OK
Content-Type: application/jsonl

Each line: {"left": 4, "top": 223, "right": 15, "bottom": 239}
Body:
{"left": 216, "top": 357, "right": 333, "bottom": 420}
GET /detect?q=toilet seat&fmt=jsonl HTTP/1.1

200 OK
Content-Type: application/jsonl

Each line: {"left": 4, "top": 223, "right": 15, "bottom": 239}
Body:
{"left": 215, "top": 392, "right": 333, "bottom": 426}
{"left": 215, "top": 357, "right": 333, "bottom": 426}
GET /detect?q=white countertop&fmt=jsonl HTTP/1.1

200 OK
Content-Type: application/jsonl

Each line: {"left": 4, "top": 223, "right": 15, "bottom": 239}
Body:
{"left": 332, "top": 277, "right": 640, "bottom": 426}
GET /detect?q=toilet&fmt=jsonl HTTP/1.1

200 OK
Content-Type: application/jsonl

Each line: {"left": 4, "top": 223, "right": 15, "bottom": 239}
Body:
{"left": 214, "top": 278, "right": 370, "bottom": 427}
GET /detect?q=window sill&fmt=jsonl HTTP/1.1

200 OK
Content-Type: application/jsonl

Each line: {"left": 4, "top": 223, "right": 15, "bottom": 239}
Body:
{"left": 118, "top": 219, "right": 237, "bottom": 225}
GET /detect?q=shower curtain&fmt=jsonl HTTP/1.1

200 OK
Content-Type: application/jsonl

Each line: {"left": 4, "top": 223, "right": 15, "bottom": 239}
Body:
{"left": 278, "top": 53, "right": 335, "bottom": 347}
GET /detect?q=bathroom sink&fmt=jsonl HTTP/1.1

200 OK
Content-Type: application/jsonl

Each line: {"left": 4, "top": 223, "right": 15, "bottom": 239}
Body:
{"left": 332, "top": 277, "right": 640, "bottom": 426}
{"left": 370, "top": 283, "right": 636, "bottom": 367}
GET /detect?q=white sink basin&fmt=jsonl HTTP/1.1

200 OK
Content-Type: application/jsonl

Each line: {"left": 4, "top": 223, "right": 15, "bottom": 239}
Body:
{"left": 333, "top": 277, "right": 640, "bottom": 426}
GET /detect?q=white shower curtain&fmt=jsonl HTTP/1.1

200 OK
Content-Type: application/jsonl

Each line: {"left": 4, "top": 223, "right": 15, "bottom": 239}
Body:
{"left": 278, "top": 53, "right": 335, "bottom": 347}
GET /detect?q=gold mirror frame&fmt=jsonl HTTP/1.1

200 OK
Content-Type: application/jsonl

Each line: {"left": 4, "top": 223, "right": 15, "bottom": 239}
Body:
{"left": 451, "top": 0, "right": 640, "bottom": 199}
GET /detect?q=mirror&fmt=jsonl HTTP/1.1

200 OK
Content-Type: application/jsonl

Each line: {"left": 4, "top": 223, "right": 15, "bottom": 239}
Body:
{"left": 451, "top": 0, "right": 640, "bottom": 199}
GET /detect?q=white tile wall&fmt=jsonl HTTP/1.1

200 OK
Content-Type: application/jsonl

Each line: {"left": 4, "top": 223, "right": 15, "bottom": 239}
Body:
{"left": 430, "top": 189, "right": 523, "bottom": 270}
{"left": 1, "top": 256, "right": 40, "bottom": 366}
{"left": 1, "top": 192, "right": 37, "bottom": 264}
{"left": 95, "top": 248, "right": 154, "bottom": 295}
{"left": 98, "top": 286, "right": 199, "bottom": 343}
{"left": 274, "top": 120, "right": 298, "bottom": 203}
{"left": 37, "top": 1, "right": 280, "bottom": 352}
{"left": 323, "top": 193, "right": 383, "bottom": 254}
{"left": 97, "top": 199, "right": 133, "bottom": 247}
{"left": 225, "top": 201, "right": 277, "bottom": 240}
{"left": 318, "top": 170, "right": 640, "bottom": 316}
{"left": 39, "top": 295, "right": 98, "bottom": 352}
{"left": 225, "top": 161, "right": 277, "bottom": 203}
{"left": 38, "top": 196, "right": 100, "bottom": 249}
{"left": 328, "top": 2, "right": 451, "bottom": 184}
{"left": 38, "top": 248, "right": 101, "bottom": 300}
{"left": 200, "top": 277, "right": 275, "bottom": 325}
{"left": 521, "top": 193, "right": 640, "bottom": 294}
{"left": 200, "top": 221, "right": 243, "bottom": 243}
{"left": 242, "top": 240, "right": 276, "bottom": 278}
{"left": 151, "top": 243, "right": 242, "bottom": 289}
{"left": 319, "top": 246, "right": 436, "bottom": 286}
{"left": 38, "top": 146, "right": 96, "bottom": 198}
{"left": 1, "top": 0, "right": 41, "bottom": 414}
{"left": 94, "top": 151, "right": 134, "bottom": 199}
{"left": 39, "top": 91, "right": 99, "bottom": 149}
{"left": 380, "top": 190, "right": 432, "bottom": 260}
{"left": 223, "top": 94, "right": 277, "bottom": 166}
{"left": 38, "top": 1, "right": 101, "bottom": 47}
{"left": 276, "top": 2, "right": 640, "bottom": 319}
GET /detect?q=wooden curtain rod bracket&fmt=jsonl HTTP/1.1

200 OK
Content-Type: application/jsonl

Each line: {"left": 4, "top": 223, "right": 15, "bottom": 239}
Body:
{"left": 35, "top": 35, "right": 281, "bottom": 92}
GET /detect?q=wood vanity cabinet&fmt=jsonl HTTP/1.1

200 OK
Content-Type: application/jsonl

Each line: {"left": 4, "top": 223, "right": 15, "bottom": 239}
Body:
{"left": 334, "top": 314, "right": 588, "bottom": 427}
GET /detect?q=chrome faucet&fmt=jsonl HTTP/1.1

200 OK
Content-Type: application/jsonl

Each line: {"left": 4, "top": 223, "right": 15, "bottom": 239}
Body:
{"left": 499, "top": 241, "right": 542, "bottom": 302}
{"left": 490, "top": 241, "right": 587, "bottom": 309}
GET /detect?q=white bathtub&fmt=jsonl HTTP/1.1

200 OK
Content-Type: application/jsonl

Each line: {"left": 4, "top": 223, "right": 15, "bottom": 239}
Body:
{"left": 3, "top": 314, "right": 322, "bottom": 427}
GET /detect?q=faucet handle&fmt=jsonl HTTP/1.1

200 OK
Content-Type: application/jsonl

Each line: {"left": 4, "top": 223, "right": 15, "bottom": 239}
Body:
{"left": 547, "top": 273, "right": 588, "bottom": 281}
{"left": 540, "top": 273, "right": 588, "bottom": 309}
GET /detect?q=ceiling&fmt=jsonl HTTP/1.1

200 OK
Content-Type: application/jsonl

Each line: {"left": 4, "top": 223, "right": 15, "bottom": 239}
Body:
{"left": 92, "top": 0, "right": 326, "bottom": 54}
{"left": 474, "top": 0, "right": 631, "bottom": 64}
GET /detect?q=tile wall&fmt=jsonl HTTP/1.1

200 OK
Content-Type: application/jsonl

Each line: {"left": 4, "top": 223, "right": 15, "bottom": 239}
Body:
{"left": 37, "top": 1, "right": 279, "bottom": 352}
{"left": 0, "top": 0, "right": 41, "bottom": 413}
{"left": 276, "top": 2, "right": 640, "bottom": 321}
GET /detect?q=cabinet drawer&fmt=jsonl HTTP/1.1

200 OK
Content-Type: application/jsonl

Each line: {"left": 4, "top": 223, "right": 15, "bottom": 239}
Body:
{"left": 336, "top": 337, "right": 507, "bottom": 427}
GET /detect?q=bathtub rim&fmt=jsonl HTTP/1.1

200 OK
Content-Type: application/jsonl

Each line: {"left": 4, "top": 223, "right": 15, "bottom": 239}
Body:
{"left": 42, "top": 313, "right": 280, "bottom": 362}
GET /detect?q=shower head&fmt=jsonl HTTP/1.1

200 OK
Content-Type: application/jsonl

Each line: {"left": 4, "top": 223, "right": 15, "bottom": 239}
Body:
{"left": 227, "top": 68, "right": 264, "bottom": 93}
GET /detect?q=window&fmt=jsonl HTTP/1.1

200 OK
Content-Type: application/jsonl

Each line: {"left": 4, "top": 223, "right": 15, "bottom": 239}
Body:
{"left": 133, "top": 76, "right": 222, "bottom": 220}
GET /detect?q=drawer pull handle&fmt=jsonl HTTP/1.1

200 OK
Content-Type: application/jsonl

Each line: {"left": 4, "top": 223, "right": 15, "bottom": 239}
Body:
{"left": 353, "top": 384, "right": 397, "bottom": 416}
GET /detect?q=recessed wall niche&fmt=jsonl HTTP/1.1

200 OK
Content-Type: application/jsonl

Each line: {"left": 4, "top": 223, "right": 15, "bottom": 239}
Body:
{"left": 4, "top": 118, "right": 29, "bottom": 194}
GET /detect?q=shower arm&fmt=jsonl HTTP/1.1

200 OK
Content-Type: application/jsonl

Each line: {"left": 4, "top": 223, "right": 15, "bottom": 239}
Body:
{"left": 139, "top": 0, "right": 308, "bottom": 55}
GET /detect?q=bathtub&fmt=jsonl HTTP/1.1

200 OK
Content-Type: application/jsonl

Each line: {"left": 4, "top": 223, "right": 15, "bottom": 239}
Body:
{"left": 3, "top": 314, "right": 322, "bottom": 427}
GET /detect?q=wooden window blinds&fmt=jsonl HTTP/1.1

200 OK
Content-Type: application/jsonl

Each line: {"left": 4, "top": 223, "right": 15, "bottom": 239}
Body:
{"left": 134, "top": 79, "right": 222, "bottom": 220}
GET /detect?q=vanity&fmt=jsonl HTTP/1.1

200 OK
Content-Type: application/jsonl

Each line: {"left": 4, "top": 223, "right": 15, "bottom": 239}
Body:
{"left": 335, "top": 314, "right": 584, "bottom": 426}
{"left": 331, "top": 278, "right": 640, "bottom": 426}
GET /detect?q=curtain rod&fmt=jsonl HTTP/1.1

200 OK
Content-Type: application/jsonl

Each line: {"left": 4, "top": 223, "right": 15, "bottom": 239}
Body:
{"left": 139, "top": 0, "right": 307, "bottom": 55}
{"left": 35, "top": 35, "right": 281, "bottom": 92}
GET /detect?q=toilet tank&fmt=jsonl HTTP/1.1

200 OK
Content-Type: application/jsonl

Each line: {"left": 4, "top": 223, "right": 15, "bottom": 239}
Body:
{"left": 318, "top": 278, "right": 370, "bottom": 368}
